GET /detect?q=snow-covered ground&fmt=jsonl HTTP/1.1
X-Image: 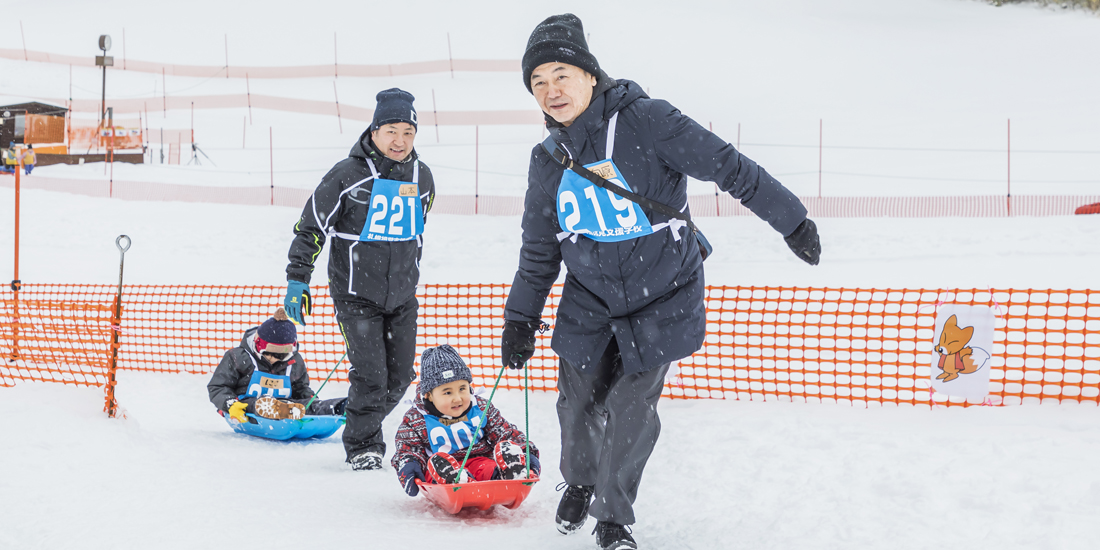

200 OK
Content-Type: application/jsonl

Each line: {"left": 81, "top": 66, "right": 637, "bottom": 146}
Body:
{"left": 6, "top": 373, "right": 1100, "bottom": 550}
{"left": 3, "top": 1, "right": 1100, "bottom": 549}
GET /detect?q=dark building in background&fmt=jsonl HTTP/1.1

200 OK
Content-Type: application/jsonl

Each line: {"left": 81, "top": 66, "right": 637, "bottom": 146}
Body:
{"left": 0, "top": 102, "right": 68, "bottom": 147}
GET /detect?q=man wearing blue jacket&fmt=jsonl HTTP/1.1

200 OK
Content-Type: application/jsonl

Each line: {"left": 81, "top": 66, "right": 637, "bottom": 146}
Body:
{"left": 500, "top": 14, "right": 820, "bottom": 550}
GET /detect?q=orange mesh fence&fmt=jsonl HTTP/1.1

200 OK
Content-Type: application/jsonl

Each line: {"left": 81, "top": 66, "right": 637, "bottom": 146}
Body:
{"left": 2, "top": 284, "right": 1098, "bottom": 410}
{"left": 0, "top": 286, "right": 116, "bottom": 388}
{"left": 685, "top": 287, "right": 1100, "bottom": 406}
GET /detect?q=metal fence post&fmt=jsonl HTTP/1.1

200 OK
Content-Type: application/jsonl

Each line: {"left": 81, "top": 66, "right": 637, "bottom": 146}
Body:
{"left": 106, "top": 235, "right": 131, "bottom": 417}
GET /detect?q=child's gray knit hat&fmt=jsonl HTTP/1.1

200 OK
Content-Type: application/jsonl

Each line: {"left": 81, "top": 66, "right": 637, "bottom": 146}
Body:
{"left": 418, "top": 345, "right": 473, "bottom": 394}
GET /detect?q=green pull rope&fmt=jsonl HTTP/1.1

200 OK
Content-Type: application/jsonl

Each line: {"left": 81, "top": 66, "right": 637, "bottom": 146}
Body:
{"left": 303, "top": 352, "right": 347, "bottom": 413}
{"left": 524, "top": 360, "right": 532, "bottom": 479}
{"left": 455, "top": 363, "right": 512, "bottom": 483}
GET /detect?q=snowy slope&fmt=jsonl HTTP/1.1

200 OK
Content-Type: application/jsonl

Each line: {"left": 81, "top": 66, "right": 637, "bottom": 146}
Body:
{"left": 2, "top": 1, "right": 1100, "bottom": 549}
{"left": 5, "top": 373, "right": 1100, "bottom": 550}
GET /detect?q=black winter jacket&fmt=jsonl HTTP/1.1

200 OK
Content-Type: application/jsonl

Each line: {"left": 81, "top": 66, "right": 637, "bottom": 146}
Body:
{"left": 504, "top": 78, "right": 808, "bottom": 375}
{"left": 207, "top": 327, "right": 316, "bottom": 412}
{"left": 286, "top": 130, "right": 436, "bottom": 310}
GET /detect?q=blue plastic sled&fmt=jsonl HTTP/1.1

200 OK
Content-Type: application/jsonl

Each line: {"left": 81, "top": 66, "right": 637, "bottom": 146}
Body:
{"left": 222, "top": 412, "right": 345, "bottom": 441}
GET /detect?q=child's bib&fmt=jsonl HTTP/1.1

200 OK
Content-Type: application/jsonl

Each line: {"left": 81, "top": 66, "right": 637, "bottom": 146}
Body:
{"left": 240, "top": 360, "right": 293, "bottom": 400}
{"left": 424, "top": 404, "right": 485, "bottom": 455}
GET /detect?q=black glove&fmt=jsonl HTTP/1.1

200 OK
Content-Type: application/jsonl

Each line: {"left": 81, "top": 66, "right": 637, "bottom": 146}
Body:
{"left": 784, "top": 219, "right": 821, "bottom": 266}
{"left": 501, "top": 320, "right": 544, "bottom": 369}
{"left": 398, "top": 462, "right": 425, "bottom": 497}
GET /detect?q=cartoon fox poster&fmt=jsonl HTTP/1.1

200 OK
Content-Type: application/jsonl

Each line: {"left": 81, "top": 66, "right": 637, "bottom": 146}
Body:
{"left": 930, "top": 304, "right": 995, "bottom": 400}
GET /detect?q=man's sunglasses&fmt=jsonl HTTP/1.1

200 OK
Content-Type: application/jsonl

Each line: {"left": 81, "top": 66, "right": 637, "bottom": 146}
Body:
{"left": 261, "top": 351, "right": 292, "bottom": 362}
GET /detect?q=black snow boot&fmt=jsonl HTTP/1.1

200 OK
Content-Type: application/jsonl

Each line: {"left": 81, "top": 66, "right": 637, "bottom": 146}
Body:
{"left": 594, "top": 521, "right": 637, "bottom": 550}
{"left": 494, "top": 441, "right": 528, "bottom": 480}
{"left": 348, "top": 451, "right": 383, "bottom": 471}
{"left": 555, "top": 482, "right": 595, "bottom": 534}
{"left": 427, "top": 452, "right": 465, "bottom": 484}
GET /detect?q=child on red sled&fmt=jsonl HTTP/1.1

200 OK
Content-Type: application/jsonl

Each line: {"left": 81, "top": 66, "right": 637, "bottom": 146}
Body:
{"left": 392, "top": 344, "right": 540, "bottom": 496}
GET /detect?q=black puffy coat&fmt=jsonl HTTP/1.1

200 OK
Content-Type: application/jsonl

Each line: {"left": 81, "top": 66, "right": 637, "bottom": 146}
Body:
{"left": 286, "top": 130, "right": 435, "bottom": 310}
{"left": 504, "top": 78, "right": 808, "bottom": 374}
{"left": 207, "top": 327, "right": 315, "bottom": 412}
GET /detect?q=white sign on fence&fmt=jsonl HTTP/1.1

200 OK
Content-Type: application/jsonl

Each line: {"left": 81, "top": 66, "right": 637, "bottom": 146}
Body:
{"left": 930, "top": 304, "right": 996, "bottom": 400}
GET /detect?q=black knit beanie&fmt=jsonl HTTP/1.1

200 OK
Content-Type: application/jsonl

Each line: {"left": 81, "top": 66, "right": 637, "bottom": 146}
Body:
{"left": 522, "top": 13, "right": 601, "bottom": 94}
{"left": 371, "top": 88, "right": 417, "bottom": 131}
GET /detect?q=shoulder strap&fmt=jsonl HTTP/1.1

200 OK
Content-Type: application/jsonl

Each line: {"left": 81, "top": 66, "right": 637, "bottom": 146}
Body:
{"left": 540, "top": 136, "right": 697, "bottom": 229}
{"left": 364, "top": 157, "right": 381, "bottom": 180}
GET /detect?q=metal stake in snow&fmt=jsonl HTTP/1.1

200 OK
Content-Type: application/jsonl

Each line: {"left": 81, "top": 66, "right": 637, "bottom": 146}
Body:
{"left": 106, "top": 235, "right": 131, "bottom": 418}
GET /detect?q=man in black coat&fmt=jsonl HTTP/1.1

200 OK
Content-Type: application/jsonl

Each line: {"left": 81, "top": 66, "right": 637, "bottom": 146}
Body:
{"left": 284, "top": 88, "right": 436, "bottom": 471}
{"left": 500, "top": 14, "right": 821, "bottom": 550}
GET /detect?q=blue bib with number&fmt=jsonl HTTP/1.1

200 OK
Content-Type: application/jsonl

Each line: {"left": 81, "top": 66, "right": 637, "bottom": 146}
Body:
{"left": 359, "top": 159, "right": 424, "bottom": 242}
{"left": 424, "top": 404, "right": 485, "bottom": 455}
{"left": 557, "top": 159, "right": 654, "bottom": 242}
{"left": 240, "top": 361, "right": 293, "bottom": 400}
{"left": 555, "top": 112, "right": 654, "bottom": 242}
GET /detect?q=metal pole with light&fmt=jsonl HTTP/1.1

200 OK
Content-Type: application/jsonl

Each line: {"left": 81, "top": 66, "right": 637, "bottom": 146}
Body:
{"left": 96, "top": 35, "right": 113, "bottom": 133}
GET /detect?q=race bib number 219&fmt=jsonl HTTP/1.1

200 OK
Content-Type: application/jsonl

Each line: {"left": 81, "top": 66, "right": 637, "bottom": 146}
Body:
{"left": 557, "top": 160, "right": 654, "bottom": 242}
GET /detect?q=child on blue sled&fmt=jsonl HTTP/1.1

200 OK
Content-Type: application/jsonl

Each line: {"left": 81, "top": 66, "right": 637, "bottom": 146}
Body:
{"left": 207, "top": 307, "right": 346, "bottom": 422}
{"left": 392, "top": 345, "right": 540, "bottom": 496}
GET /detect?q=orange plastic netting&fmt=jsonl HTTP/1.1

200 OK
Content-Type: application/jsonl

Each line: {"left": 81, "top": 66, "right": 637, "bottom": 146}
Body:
{"left": 2, "top": 284, "right": 1098, "bottom": 411}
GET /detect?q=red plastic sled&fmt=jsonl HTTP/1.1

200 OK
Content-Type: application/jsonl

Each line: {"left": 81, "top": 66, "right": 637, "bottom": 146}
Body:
{"left": 416, "top": 476, "right": 540, "bottom": 514}
{"left": 1075, "top": 202, "right": 1100, "bottom": 215}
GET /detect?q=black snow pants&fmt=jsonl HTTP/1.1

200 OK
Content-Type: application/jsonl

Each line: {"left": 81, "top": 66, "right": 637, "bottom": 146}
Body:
{"left": 335, "top": 295, "right": 418, "bottom": 461}
{"left": 557, "top": 337, "right": 670, "bottom": 525}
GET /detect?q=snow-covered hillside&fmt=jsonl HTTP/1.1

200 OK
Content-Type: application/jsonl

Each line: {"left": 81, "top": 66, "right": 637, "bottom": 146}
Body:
{"left": 2, "top": 1, "right": 1100, "bottom": 549}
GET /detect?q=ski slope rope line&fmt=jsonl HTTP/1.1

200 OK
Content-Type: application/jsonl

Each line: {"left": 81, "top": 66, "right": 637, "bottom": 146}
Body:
{"left": 0, "top": 48, "right": 518, "bottom": 78}
{"left": 2, "top": 176, "right": 1097, "bottom": 218}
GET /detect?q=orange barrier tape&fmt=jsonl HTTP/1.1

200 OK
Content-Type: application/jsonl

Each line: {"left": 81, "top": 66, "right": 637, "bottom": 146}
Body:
{"left": 2, "top": 285, "right": 1098, "bottom": 411}
{"left": 0, "top": 48, "right": 518, "bottom": 78}
{"left": 55, "top": 95, "right": 542, "bottom": 126}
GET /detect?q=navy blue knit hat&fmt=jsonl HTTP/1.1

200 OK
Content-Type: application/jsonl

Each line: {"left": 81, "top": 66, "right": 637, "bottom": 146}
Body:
{"left": 256, "top": 308, "right": 296, "bottom": 355}
{"left": 418, "top": 345, "right": 473, "bottom": 394}
{"left": 371, "top": 88, "right": 418, "bottom": 131}
{"left": 522, "top": 13, "right": 601, "bottom": 94}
